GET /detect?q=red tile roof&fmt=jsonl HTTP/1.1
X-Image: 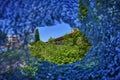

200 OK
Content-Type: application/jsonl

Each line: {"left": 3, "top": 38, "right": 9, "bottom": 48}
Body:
{"left": 53, "top": 32, "right": 74, "bottom": 41}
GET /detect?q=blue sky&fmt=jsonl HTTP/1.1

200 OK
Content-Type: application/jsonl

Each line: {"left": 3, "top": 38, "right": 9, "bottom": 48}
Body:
{"left": 39, "top": 22, "right": 72, "bottom": 42}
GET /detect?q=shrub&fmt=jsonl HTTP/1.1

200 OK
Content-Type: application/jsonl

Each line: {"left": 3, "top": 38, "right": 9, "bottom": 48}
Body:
{"left": 29, "top": 29, "right": 91, "bottom": 64}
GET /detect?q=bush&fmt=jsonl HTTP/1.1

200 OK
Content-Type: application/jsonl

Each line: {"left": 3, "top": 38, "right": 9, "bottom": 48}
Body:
{"left": 29, "top": 30, "right": 91, "bottom": 64}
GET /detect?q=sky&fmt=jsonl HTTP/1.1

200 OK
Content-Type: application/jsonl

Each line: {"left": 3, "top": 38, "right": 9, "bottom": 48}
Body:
{"left": 39, "top": 22, "right": 72, "bottom": 42}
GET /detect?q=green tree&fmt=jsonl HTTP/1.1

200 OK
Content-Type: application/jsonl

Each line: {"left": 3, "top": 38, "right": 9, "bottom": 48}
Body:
{"left": 63, "top": 34, "right": 69, "bottom": 45}
{"left": 72, "top": 28, "right": 79, "bottom": 32}
{"left": 35, "top": 28, "right": 40, "bottom": 42}
{"left": 78, "top": 1, "right": 88, "bottom": 19}
{"left": 0, "top": 30, "right": 6, "bottom": 40}
{"left": 48, "top": 37, "right": 54, "bottom": 44}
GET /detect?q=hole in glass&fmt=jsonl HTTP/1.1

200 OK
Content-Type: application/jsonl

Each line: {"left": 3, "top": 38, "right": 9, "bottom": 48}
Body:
{"left": 29, "top": 23, "right": 91, "bottom": 64}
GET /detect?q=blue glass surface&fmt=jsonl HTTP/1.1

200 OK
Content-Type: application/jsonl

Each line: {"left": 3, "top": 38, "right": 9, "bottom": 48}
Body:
{"left": 0, "top": 0, "right": 120, "bottom": 80}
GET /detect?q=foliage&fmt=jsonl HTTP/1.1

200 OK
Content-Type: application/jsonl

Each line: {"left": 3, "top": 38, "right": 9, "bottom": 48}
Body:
{"left": 29, "top": 29, "right": 91, "bottom": 64}
{"left": 0, "top": 30, "right": 6, "bottom": 39}
{"left": 0, "top": 0, "right": 119, "bottom": 79}
{"left": 35, "top": 28, "right": 40, "bottom": 42}
{"left": 78, "top": 1, "right": 88, "bottom": 19}
{"left": 0, "top": 49, "right": 29, "bottom": 75}
{"left": 21, "top": 65, "right": 38, "bottom": 76}
{"left": 48, "top": 37, "right": 55, "bottom": 44}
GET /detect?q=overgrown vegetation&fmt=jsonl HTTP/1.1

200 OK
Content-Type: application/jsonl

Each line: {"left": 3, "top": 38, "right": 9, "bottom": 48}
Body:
{"left": 29, "top": 29, "right": 91, "bottom": 64}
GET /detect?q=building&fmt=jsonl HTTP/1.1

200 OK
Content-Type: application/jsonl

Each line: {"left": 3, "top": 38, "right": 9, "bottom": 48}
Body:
{"left": 49, "top": 32, "right": 74, "bottom": 45}
{"left": 6, "top": 35, "right": 20, "bottom": 48}
{"left": 47, "top": 28, "right": 79, "bottom": 45}
{"left": 54, "top": 33, "right": 73, "bottom": 41}
{"left": 7, "top": 35, "right": 19, "bottom": 42}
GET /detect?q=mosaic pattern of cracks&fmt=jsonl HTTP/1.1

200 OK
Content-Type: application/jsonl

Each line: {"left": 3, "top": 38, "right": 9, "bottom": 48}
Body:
{"left": 0, "top": 0, "right": 120, "bottom": 80}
